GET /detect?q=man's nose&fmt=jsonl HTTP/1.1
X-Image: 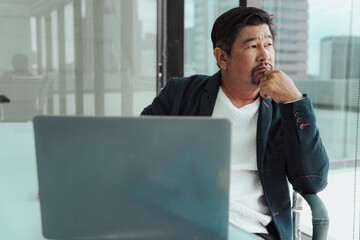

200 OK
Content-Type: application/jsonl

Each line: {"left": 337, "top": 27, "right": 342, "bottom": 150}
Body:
{"left": 257, "top": 47, "right": 270, "bottom": 62}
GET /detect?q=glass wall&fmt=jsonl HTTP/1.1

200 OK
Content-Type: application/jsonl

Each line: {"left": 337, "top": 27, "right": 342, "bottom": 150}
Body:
{"left": 0, "top": 0, "right": 156, "bottom": 121}
{"left": 0, "top": 1, "right": 157, "bottom": 239}
{"left": 1, "top": 0, "right": 359, "bottom": 239}
{"left": 185, "top": 0, "right": 360, "bottom": 238}
{"left": 248, "top": 0, "right": 360, "bottom": 239}
{"left": 184, "top": 0, "right": 239, "bottom": 76}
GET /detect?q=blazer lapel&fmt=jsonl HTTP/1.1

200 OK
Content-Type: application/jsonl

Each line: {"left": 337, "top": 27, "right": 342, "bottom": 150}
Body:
{"left": 198, "top": 71, "right": 273, "bottom": 171}
{"left": 256, "top": 98, "right": 273, "bottom": 172}
{"left": 199, "top": 71, "right": 221, "bottom": 116}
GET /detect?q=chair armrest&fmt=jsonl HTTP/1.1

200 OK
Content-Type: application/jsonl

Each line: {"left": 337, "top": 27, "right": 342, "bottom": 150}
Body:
{"left": 301, "top": 194, "right": 329, "bottom": 240}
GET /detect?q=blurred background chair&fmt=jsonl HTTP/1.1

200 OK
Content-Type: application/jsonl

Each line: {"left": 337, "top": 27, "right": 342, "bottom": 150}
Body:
{"left": 292, "top": 192, "right": 329, "bottom": 240}
{"left": 0, "top": 75, "right": 51, "bottom": 121}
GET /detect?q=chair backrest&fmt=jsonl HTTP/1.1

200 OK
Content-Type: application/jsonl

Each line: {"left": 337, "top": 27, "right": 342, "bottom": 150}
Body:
{"left": 0, "top": 75, "right": 51, "bottom": 121}
{"left": 1, "top": 76, "right": 45, "bottom": 101}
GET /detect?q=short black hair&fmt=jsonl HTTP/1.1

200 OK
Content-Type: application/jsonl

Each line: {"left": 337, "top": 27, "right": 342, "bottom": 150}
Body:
{"left": 211, "top": 7, "right": 276, "bottom": 57}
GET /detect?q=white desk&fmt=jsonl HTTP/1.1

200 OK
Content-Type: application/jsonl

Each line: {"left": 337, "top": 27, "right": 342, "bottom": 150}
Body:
{"left": 0, "top": 122, "right": 259, "bottom": 240}
{"left": 0, "top": 122, "right": 46, "bottom": 239}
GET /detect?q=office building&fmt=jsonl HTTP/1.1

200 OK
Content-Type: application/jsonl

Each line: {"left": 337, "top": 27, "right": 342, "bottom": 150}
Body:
{"left": 320, "top": 36, "right": 360, "bottom": 80}
{"left": 262, "top": 0, "right": 309, "bottom": 80}
{"left": 185, "top": 0, "right": 239, "bottom": 75}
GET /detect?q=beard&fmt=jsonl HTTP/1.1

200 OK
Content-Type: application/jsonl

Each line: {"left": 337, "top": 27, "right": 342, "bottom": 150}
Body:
{"left": 251, "top": 61, "right": 273, "bottom": 85}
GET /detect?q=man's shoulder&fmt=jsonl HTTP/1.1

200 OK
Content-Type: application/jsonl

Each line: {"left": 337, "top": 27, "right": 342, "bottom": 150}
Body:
{"left": 167, "top": 71, "right": 221, "bottom": 92}
{"left": 168, "top": 73, "right": 212, "bottom": 85}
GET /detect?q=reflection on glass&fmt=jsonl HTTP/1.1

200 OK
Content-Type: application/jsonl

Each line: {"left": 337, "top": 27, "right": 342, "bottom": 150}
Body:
{"left": 184, "top": 0, "right": 239, "bottom": 76}
{"left": 0, "top": 54, "right": 34, "bottom": 81}
{"left": 250, "top": 0, "right": 360, "bottom": 239}
{"left": 0, "top": 0, "right": 157, "bottom": 121}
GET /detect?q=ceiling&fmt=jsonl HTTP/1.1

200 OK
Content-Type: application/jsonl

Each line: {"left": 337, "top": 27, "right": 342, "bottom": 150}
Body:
{"left": 0, "top": 0, "right": 37, "bottom": 4}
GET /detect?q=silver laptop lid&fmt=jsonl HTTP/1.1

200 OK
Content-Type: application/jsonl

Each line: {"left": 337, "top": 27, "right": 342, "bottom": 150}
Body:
{"left": 34, "top": 116, "right": 231, "bottom": 240}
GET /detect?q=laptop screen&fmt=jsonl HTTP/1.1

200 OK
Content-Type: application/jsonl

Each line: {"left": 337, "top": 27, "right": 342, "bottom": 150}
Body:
{"left": 34, "top": 116, "right": 231, "bottom": 240}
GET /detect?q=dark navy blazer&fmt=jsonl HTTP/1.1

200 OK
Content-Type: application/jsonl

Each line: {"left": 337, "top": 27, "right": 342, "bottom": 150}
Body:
{"left": 141, "top": 71, "right": 329, "bottom": 239}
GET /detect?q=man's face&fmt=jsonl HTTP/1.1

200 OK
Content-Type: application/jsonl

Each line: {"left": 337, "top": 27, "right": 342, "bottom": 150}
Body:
{"left": 225, "top": 24, "right": 275, "bottom": 86}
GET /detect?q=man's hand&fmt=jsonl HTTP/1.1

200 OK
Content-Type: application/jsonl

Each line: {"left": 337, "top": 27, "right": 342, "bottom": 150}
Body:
{"left": 259, "top": 70, "right": 303, "bottom": 103}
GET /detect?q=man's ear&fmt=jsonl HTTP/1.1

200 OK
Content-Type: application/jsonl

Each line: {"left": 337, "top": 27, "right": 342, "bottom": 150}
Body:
{"left": 213, "top": 47, "right": 229, "bottom": 70}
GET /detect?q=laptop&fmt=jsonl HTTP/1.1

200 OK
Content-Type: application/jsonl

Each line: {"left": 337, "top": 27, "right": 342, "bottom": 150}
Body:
{"left": 34, "top": 116, "right": 231, "bottom": 240}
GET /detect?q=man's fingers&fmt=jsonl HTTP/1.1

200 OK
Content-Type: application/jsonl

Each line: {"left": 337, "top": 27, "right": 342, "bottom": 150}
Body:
{"left": 259, "top": 85, "right": 271, "bottom": 99}
{"left": 259, "top": 77, "right": 271, "bottom": 88}
{"left": 260, "top": 91, "right": 271, "bottom": 99}
{"left": 261, "top": 75, "right": 271, "bottom": 81}
{"left": 259, "top": 70, "right": 303, "bottom": 103}
{"left": 259, "top": 72, "right": 272, "bottom": 83}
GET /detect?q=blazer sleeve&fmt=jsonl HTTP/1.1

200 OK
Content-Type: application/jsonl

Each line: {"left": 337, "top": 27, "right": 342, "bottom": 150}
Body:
{"left": 141, "top": 78, "right": 177, "bottom": 115}
{"left": 279, "top": 96, "right": 329, "bottom": 194}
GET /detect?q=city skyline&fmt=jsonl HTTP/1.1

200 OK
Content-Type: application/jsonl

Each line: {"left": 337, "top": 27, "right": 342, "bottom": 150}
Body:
{"left": 25, "top": 0, "right": 360, "bottom": 79}
{"left": 183, "top": 0, "right": 360, "bottom": 78}
{"left": 320, "top": 36, "right": 360, "bottom": 80}
{"left": 262, "top": 0, "right": 309, "bottom": 80}
{"left": 308, "top": 0, "right": 360, "bottom": 76}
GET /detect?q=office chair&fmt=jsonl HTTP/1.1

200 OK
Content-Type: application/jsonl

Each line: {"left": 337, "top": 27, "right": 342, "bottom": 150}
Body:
{"left": 292, "top": 192, "right": 329, "bottom": 240}
{"left": 0, "top": 75, "right": 51, "bottom": 121}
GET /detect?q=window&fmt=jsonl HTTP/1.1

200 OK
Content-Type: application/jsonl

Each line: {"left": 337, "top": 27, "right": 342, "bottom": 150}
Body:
{"left": 0, "top": 0, "right": 156, "bottom": 121}
{"left": 0, "top": 3, "right": 157, "bottom": 239}
{"left": 184, "top": 0, "right": 239, "bottom": 76}
{"left": 252, "top": 0, "right": 360, "bottom": 238}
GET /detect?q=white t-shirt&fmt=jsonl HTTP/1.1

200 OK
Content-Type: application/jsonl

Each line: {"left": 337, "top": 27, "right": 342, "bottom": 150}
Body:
{"left": 212, "top": 87, "right": 272, "bottom": 234}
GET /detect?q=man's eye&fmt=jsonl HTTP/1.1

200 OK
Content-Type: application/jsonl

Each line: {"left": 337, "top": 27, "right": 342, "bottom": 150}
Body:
{"left": 265, "top": 43, "right": 272, "bottom": 47}
{"left": 248, "top": 45, "right": 256, "bottom": 49}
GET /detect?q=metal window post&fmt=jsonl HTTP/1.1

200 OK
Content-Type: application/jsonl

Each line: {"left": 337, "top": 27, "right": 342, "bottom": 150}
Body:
{"left": 156, "top": 0, "right": 184, "bottom": 94}
{"left": 240, "top": 0, "right": 247, "bottom": 7}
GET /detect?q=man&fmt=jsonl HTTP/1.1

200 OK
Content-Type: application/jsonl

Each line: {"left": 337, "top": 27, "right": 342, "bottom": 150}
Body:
{"left": 141, "top": 7, "right": 328, "bottom": 240}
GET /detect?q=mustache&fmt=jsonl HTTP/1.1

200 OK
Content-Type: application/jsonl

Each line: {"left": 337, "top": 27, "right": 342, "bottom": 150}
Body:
{"left": 251, "top": 61, "right": 273, "bottom": 75}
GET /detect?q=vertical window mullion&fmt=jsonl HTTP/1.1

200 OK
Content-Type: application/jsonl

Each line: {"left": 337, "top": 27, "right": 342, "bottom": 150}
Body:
{"left": 156, "top": 0, "right": 184, "bottom": 94}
